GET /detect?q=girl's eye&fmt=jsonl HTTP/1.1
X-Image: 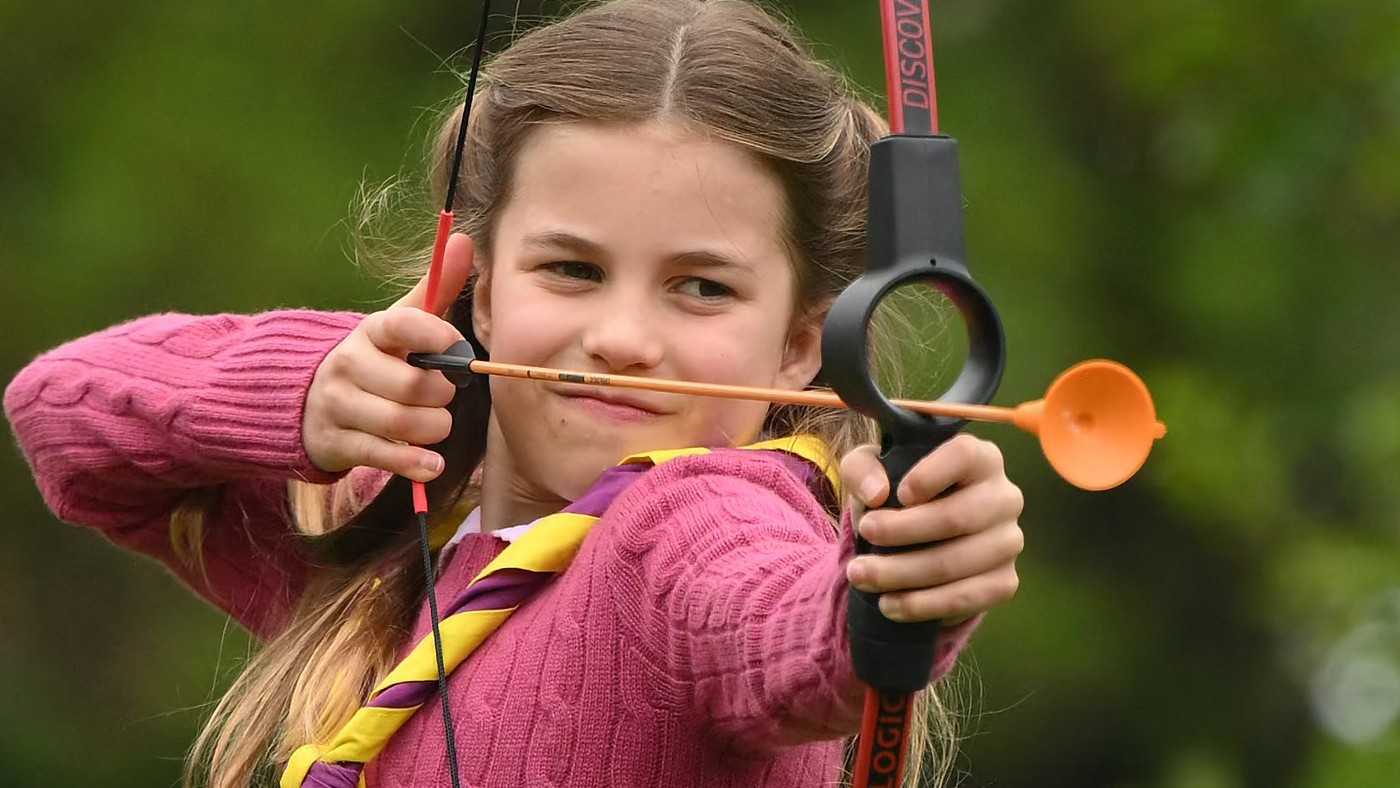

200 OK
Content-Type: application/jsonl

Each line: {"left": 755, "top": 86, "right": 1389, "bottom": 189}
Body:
{"left": 543, "top": 261, "right": 602, "bottom": 282}
{"left": 676, "top": 277, "right": 735, "bottom": 300}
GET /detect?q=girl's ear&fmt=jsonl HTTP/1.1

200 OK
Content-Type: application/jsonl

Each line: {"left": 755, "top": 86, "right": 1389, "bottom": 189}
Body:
{"left": 471, "top": 263, "right": 492, "bottom": 352}
{"left": 776, "top": 313, "right": 824, "bottom": 391}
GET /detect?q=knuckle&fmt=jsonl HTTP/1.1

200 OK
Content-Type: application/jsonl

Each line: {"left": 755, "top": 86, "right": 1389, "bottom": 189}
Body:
{"left": 947, "top": 589, "right": 977, "bottom": 616}
{"left": 922, "top": 552, "right": 950, "bottom": 585}
{"left": 386, "top": 376, "right": 415, "bottom": 406}
{"left": 950, "top": 433, "right": 979, "bottom": 459}
{"left": 304, "top": 429, "right": 334, "bottom": 465}
{"left": 904, "top": 471, "right": 934, "bottom": 501}
{"left": 381, "top": 306, "right": 409, "bottom": 331}
{"left": 1000, "top": 568, "right": 1021, "bottom": 599}
{"left": 398, "top": 367, "right": 443, "bottom": 407}
{"left": 1005, "top": 480, "right": 1025, "bottom": 514}
{"left": 939, "top": 504, "right": 974, "bottom": 537}
{"left": 839, "top": 444, "right": 878, "bottom": 479}
{"left": 1006, "top": 523, "right": 1026, "bottom": 557}
{"left": 352, "top": 433, "right": 382, "bottom": 466}
{"left": 323, "top": 346, "right": 352, "bottom": 380}
{"left": 322, "top": 381, "right": 351, "bottom": 421}
{"left": 381, "top": 308, "right": 421, "bottom": 346}
{"left": 980, "top": 438, "right": 1006, "bottom": 472}
{"left": 383, "top": 406, "right": 417, "bottom": 440}
{"left": 938, "top": 435, "right": 977, "bottom": 475}
{"left": 356, "top": 314, "right": 383, "bottom": 345}
{"left": 389, "top": 368, "right": 423, "bottom": 404}
{"left": 426, "top": 409, "right": 454, "bottom": 444}
{"left": 428, "top": 375, "right": 458, "bottom": 406}
{"left": 433, "top": 318, "right": 465, "bottom": 351}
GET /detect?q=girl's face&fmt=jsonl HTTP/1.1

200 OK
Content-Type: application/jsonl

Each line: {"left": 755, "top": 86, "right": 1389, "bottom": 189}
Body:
{"left": 472, "top": 120, "right": 823, "bottom": 507}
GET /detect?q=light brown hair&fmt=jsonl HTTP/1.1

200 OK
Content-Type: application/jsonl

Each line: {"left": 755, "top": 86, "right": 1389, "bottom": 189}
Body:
{"left": 181, "top": 2, "right": 958, "bottom": 786}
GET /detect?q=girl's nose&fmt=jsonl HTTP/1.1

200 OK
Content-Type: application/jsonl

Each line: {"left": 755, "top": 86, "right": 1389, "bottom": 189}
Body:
{"left": 579, "top": 290, "right": 665, "bottom": 372}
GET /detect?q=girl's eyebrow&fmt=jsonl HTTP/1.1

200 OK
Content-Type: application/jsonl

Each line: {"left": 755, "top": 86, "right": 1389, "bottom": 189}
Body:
{"left": 521, "top": 230, "right": 608, "bottom": 259}
{"left": 670, "top": 250, "right": 757, "bottom": 276}
{"left": 522, "top": 230, "right": 754, "bottom": 273}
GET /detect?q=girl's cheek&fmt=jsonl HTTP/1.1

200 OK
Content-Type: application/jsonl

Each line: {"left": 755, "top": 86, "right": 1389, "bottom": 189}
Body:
{"left": 692, "top": 395, "right": 771, "bottom": 447}
{"left": 491, "top": 288, "right": 582, "bottom": 361}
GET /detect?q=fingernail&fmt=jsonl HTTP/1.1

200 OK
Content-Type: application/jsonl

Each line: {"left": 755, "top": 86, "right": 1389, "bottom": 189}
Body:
{"left": 879, "top": 595, "right": 905, "bottom": 622}
{"left": 422, "top": 453, "right": 444, "bottom": 474}
{"left": 859, "top": 477, "right": 883, "bottom": 505}
{"left": 847, "top": 559, "right": 870, "bottom": 588}
{"left": 857, "top": 513, "right": 879, "bottom": 541}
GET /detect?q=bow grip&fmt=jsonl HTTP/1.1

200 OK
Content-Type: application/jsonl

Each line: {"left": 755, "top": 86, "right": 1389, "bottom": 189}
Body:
{"left": 847, "top": 427, "right": 960, "bottom": 693}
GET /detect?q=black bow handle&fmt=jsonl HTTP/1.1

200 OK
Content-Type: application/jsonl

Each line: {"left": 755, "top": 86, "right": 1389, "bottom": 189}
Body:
{"left": 821, "top": 133, "right": 1006, "bottom": 693}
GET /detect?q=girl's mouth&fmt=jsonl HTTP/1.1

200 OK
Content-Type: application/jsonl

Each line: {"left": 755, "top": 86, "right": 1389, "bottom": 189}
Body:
{"left": 555, "top": 388, "right": 669, "bottom": 422}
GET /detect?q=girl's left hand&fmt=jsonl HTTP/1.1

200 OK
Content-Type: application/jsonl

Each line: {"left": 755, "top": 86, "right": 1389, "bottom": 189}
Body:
{"left": 841, "top": 434, "right": 1025, "bottom": 624}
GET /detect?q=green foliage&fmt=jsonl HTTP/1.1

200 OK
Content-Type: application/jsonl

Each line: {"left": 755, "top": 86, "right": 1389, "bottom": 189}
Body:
{"left": 3, "top": 1, "right": 1398, "bottom": 786}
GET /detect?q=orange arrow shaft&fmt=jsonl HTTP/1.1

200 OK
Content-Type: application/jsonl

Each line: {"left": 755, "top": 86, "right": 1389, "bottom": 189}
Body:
{"left": 468, "top": 359, "right": 1018, "bottom": 425}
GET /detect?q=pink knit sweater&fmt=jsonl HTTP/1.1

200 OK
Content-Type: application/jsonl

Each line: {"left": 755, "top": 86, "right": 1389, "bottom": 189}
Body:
{"left": 4, "top": 310, "right": 978, "bottom": 787}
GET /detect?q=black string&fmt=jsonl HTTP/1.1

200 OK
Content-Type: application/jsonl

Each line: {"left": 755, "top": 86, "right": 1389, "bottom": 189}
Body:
{"left": 418, "top": 511, "right": 463, "bottom": 788}
{"left": 418, "top": 4, "right": 492, "bottom": 788}
{"left": 444, "top": 0, "right": 494, "bottom": 214}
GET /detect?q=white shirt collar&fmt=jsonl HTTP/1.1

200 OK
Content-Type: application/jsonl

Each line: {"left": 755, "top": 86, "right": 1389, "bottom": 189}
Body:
{"left": 442, "top": 506, "right": 537, "bottom": 552}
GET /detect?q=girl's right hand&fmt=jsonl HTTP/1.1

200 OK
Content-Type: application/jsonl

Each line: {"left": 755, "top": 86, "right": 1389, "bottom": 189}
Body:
{"left": 303, "top": 233, "right": 477, "bottom": 482}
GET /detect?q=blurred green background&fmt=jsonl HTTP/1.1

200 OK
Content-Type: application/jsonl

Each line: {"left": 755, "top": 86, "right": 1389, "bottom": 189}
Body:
{"left": 3, "top": 1, "right": 1400, "bottom": 786}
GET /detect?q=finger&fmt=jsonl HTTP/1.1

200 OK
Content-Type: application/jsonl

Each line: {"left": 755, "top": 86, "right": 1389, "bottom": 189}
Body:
{"left": 362, "top": 306, "right": 465, "bottom": 359}
{"left": 337, "top": 389, "right": 455, "bottom": 448}
{"left": 858, "top": 477, "right": 1023, "bottom": 546}
{"left": 346, "top": 347, "right": 458, "bottom": 408}
{"left": 847, "top": 520, "right": 1024, "bottom": 593}
{"left": 896, "top": 434, "right": 1004, "bottom": 507}
{"left": 839, "top": 443, "right": 889, "bottom": 508}
{"left": 876, "top": 563, "right": 1021, "bottom": 623}
{"left": 393, "top": 233, "right": 476, "bottom": 316}
{"left": 335, "top": 428, "right": 446, "bottom": 483}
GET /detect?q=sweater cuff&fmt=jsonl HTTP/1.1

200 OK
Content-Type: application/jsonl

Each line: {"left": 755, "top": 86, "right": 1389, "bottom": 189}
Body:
{"left": 167, "top": 309, "right": 363, "bottom": 483}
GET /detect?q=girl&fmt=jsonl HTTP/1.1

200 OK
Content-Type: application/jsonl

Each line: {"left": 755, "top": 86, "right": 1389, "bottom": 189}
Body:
{"left": 4, "top": 1, "right": 1024, "bottom": 786}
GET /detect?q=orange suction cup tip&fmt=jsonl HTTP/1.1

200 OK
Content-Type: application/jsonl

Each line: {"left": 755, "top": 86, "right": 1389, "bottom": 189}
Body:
{"left": 1013, "top": 360, "right": 1166, "bottom": 490}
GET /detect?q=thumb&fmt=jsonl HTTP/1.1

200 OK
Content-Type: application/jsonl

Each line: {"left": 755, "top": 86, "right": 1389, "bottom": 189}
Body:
{"left": 839, "top": 444, "right": 890, "bottom": 509}
{"left": 394, "top": 233, "right": 476, "bottom": 316}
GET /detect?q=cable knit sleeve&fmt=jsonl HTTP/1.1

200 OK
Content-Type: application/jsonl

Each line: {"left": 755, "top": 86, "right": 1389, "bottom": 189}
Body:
{"left": 3, "top": 309, "right": 370, "bottom": 637}
{"left": 601, "top": 451, "right": 979, "bottom": 756}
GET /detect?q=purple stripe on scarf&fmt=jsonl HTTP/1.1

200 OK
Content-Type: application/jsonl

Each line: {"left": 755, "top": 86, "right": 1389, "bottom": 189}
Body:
{"left": 365, "top": 572, "right": 556, "bottom": 711}
{"left": 766, "top": 450, "right": 818, "bottom": 489}
{"left": 369, "top": 679, "right": 438, "bottom": 709}
{"left": 302, "top": 760, "right": 364, "bottom": 788}
{"left": 565, "top": 462, "right": 650, "bottom": 517}
{"left": 443, "top": 568, "right": 552, "bottom": 617}
{"left": 572, "top": 450, "right": 818, "bottom": 519}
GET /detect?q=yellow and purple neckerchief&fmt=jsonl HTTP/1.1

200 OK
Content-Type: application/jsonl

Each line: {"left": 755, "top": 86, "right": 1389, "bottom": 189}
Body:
{"left": 281, "top": 435, "right": 838, "bottom": 788}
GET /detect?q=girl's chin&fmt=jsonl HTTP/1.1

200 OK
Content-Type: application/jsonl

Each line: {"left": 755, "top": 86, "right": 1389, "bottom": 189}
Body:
{"left": 547, "top": 423, "right": 693, "bottom": 466}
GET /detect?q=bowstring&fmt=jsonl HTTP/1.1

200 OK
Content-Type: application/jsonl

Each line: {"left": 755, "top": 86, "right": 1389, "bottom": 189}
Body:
{"left": 417, "top": 3, "right": 493, "bottom": 788}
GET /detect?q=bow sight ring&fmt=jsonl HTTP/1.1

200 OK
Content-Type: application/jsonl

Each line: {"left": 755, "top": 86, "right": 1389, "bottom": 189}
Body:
{"left": 822, "top": 134, "right": 1007, "bottom": 478}
{"left": 821, "top": 133, "right": 1006, "bottom": 693}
